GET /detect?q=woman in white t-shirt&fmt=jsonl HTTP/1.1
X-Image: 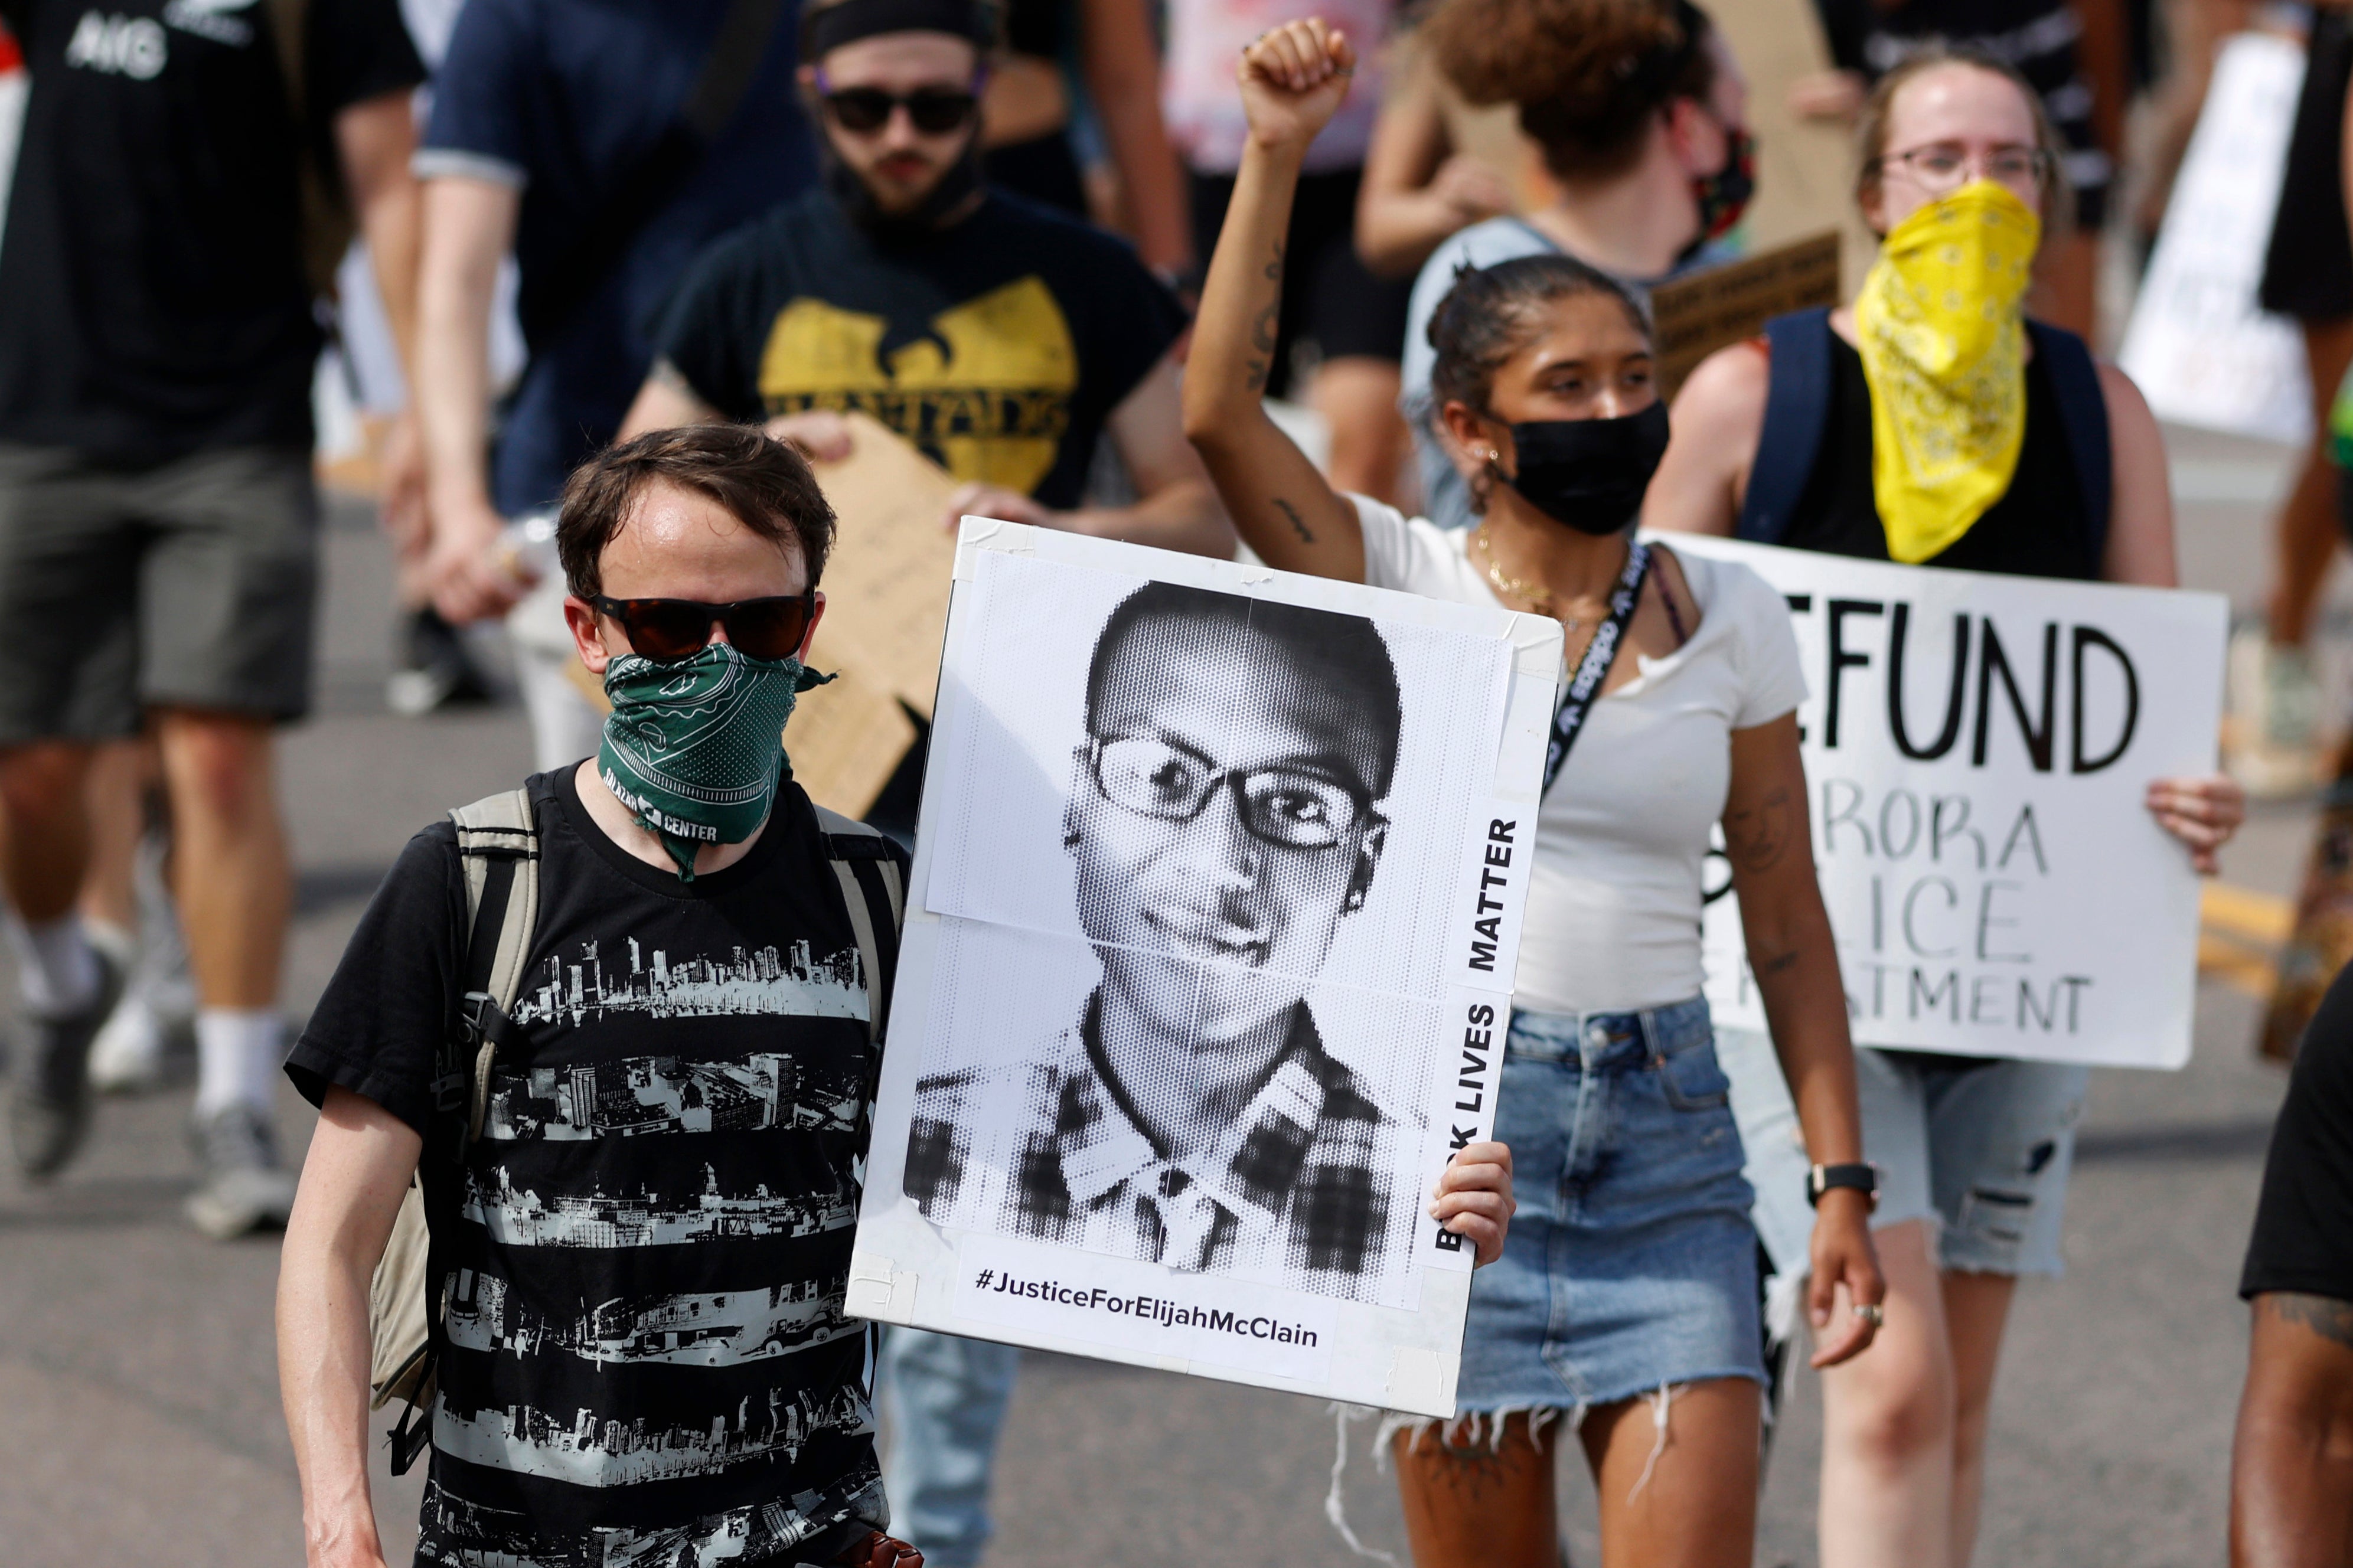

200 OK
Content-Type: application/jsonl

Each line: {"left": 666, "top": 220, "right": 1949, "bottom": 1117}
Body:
{"left": 1183, "top": 21, "right": 1885, "bottom": 1567}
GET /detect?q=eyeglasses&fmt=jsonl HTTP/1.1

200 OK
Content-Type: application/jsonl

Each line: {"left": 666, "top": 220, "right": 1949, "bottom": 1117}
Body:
{"left": 1085, "top": 736, "right": 1377, "bottom": 851}
{"left": 1880, "top": 142, "right": 2050, "bottom": 197}
{"left": 591, "top": 593, "right": 820, "bottom": 662}
{"left": 816, "top": 76, "right": 983, "bottom": 136}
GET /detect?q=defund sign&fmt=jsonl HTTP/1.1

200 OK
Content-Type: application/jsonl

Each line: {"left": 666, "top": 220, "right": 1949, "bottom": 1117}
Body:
{"left": 1668, "top": 536, "right": 2227, "bottom": 1070}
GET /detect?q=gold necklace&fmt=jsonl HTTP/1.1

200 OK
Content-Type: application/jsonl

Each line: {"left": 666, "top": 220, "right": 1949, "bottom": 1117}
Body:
{"left": 1473, "top": 522, "right": 1577, "bottom": 629}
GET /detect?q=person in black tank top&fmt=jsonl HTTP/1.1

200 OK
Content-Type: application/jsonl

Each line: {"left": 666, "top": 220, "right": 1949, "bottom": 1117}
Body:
{"left": 1645, "top": 45, "right": 2245, "bottom": 1568}
{"left": 1782, "top": 335, "right": 2100, "bottom": 580}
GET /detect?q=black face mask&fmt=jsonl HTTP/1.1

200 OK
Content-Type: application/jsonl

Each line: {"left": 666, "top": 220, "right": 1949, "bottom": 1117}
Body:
{"left": 1492, "top": 401, "right": 1672, "bottom": 535}
{"left": 1686, "top": 125, "right": 1757, "bottom": 254}
{"left": 821, "top": 128, "right": 985, "bottom": 243}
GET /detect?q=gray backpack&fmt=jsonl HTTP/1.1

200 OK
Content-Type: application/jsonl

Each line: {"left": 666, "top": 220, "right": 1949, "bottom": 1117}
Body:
{"left": 364, "top": 786, "right": 906, "bottom": 1472}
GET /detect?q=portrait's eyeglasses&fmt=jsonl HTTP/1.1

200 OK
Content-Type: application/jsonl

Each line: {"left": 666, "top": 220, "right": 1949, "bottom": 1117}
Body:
{"left": 1879, "top": 142, "right": 2050, "bottom": 197}
{"left": 591, "top": 593, "right": 819, "bottom": 662}
{"left": 1086, "top": 736, "right": 1377, "bottom": 851}
{"left": 817, "top": 79, "right": 983, "bottom": 136}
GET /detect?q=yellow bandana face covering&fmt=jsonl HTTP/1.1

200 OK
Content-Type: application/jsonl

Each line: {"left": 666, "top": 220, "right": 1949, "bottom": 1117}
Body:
{"left": 1852, "top": 180, "right": 2042, "bottom": 564}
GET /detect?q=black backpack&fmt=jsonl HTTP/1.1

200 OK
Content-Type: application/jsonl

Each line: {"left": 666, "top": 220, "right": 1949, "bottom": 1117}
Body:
{"left": 1732, "top": 306, "right": 2114, "bottom": 556}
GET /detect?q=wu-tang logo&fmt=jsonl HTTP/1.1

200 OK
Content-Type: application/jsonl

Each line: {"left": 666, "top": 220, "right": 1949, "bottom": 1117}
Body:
{"left": 758, "top": 276, "right": 1079, "bottom": 494}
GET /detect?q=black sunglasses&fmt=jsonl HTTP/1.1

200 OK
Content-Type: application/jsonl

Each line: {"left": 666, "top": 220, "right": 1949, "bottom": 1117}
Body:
{"left": 592, "top": 593, "right": 820, "bottom": 662}
{"left": 817, "top": 80, "right": 982, "bottom": 135}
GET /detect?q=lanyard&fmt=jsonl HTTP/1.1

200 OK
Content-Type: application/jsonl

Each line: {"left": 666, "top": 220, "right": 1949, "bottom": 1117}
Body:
{"left": 1541, "top": 541, "right": 1651, "bottom": 795}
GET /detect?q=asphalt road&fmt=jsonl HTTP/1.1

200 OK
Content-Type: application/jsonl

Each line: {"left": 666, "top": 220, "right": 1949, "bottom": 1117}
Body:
{"left": 0, "top": 423, "right": 2328, "bottom": 1567}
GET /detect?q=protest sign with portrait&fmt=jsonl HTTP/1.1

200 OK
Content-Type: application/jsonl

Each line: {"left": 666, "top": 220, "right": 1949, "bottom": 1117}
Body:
{"left": 847, "top": 521, "right": 1562, "bottom": 1416}
{"left": 1669, "top": 535, "right": 2227, "bottom": 1069}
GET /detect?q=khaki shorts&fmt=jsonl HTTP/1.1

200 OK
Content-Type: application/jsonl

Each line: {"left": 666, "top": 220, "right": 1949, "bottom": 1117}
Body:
{"left": 0, "top": 445, "right": 318, "bottom": 741}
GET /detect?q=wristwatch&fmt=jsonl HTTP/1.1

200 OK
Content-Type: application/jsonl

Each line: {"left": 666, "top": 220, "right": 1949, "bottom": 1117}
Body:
{"left": 1807, "top": 1162, "right": 1879, "bottom": 1210}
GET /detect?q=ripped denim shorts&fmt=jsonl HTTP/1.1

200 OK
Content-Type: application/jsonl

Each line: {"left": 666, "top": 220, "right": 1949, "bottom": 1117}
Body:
{"left": 1453, "top": 997, "right": 1767, "bottom": 1425}
{"left": 1855, "top": 1048, "right": 2087, "bottom": 1276}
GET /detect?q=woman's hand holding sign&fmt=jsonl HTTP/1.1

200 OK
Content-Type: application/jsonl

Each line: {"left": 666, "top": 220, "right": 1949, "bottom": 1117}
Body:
{"left": 1431, "top": 1141, "right": 1515, "bottom": 1267}
{"left": 2147, "top": 773, "right": 2245, "bottom": 875}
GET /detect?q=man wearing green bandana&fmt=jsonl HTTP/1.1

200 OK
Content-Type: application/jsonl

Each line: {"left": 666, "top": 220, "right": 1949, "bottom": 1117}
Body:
{"left": 275, "top": 424, "right": 922, "bottom": 1568}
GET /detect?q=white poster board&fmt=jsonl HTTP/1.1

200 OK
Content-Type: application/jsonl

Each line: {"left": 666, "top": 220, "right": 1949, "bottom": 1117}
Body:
{"left": 2117, "top": 31, "right": 2310, "bottom": 446}
{"left": 847, "top": 521, "right": 1563, "bottom": 1416}
{"left": 1669, "top": 536, "right": 2226, "bottom": 1070}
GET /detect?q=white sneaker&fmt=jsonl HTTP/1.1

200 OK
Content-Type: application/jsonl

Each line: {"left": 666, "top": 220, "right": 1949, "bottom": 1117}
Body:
{"left": 185, "top": 1103, "right": 298, "bottom": 1240}
{"left": 87, "top": 993, "right": 164, "bottom": 1093}
{"left": 2226, "top": 626, "right": 2325, "bottom": 798}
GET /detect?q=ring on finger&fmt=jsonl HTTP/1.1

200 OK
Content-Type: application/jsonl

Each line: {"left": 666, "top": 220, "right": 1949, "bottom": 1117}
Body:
{"left": 1853, "top": 1302, "right": 1885, "bottom": 1328}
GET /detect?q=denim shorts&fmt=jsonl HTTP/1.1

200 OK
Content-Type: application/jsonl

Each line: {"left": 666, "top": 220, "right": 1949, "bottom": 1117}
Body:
{"left": 1457, "top": 997, "right": 1767, "bottom": 1415}
{"left": 1855, "top": 1048, "right": 2088, "bottom": 1276}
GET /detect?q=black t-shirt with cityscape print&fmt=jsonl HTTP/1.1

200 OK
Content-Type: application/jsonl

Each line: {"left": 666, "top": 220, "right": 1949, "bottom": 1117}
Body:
{"left": 286, "top": 767, "right": 901, "bottom": 1566}
{"left": 655, "top": 187, "right": 1187, "bottom": 509}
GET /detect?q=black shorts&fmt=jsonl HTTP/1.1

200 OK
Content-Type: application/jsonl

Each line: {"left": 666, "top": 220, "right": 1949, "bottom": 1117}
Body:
{"left": 0, "top": 445, "right": 319, "bottom": 743}
{"left": 1188, "top": 165, "right": 1414, "bottom": 398}
{"left": 2261, "top": 7, "right": 2353, "bottom": 322}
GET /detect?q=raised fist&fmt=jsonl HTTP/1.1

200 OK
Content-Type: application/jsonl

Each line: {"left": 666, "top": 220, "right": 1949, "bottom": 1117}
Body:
{"left": 1236, "top": 18, "right": 1357, "bottom": 153}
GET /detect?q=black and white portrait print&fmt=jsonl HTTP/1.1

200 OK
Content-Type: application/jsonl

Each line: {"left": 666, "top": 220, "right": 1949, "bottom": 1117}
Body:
{"left": 906, "top": 556, "right": 1507, "bottom": 1307}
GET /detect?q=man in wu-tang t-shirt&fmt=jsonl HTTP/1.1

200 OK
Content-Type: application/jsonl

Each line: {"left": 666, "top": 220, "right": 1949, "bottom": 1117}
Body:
{"left": 622, "top": 0, "right": 1230, "bottom": 561}
{"left": 277, "top": 427, "right": 919, "bottom": 1567}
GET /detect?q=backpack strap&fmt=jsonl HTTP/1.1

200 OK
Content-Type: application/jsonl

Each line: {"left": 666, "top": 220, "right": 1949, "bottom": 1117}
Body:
{"left": 448, "top": 788, "right": 541, "bottom": 1149}
{"left": 811, "top": 805, "right": 905, "bottom": 1046}
{"left": 378, "top": 786, "right": 543, "bottom": 1477}
{"left": 2025, "top": 319, "right": 2113, "bottom": 569}
{"left": 1736, "top": 307, "right": 1837, "bottom": 545}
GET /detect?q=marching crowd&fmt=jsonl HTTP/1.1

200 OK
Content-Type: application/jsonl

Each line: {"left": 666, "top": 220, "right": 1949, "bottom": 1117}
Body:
{"left": 2, "top": 0, "right": 2352, "bottom": 1564}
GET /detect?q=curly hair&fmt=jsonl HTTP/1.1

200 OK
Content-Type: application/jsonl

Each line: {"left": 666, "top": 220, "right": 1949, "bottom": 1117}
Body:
{"left": 1422, "top": 0, "right": 1719, "bottom": 181}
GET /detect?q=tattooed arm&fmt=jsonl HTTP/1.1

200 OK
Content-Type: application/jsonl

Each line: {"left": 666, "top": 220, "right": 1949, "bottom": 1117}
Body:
{"left": 1724, "top": 713, "right": 1884, "bottom": 1367}
{"left": 1178, "top": 19, "right": 1366, "bottom": 582}
{"left": 2233, "top": 1292, "right": 2353, "bottom": 1567}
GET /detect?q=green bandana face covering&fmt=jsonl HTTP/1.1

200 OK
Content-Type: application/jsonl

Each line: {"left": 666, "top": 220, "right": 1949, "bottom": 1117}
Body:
{"left": 597, "top": 641, "right": 833, "bottom": 881}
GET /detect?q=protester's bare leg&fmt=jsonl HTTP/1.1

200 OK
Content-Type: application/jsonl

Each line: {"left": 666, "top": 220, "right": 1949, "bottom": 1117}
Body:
{"left": 0, "top": 740, "right": 96, "bottom": 925}
{"left": 1, "top": 739, "right": 109, "bottom": 1173}
{"left": 156, "top": 710, "right": 288, "bottom": 1011}
{"left": 1311, "top": 355, "right": 1411, "bottom": 505}
{"left": 78, "top": 739, "right": 152, "bottom": 937}
{"left": 1391, "top": 1412, "right": 1561, "bottom": 1568}
{"left": 1581, "top": 1379, "right": 1759, "bottom": 1568}
{"left": 2266, "top": 318, "right": 2353, "bottom": 648}
{"left": 1819, "top": 1220, "right": 1956, "bottom": 1568}
{"left": 1942, "top": 1269, "right": 2019, "bottom": 1567}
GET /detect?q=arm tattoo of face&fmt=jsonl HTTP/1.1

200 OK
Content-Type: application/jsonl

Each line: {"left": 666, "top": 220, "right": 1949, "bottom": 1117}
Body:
{"left": 1725, "top": 785, "right": 1796, "bottom": 873}
{"left": 1244, "top": 241, "right": 1285, "bottom": 394}
{"left": 1272, "top": 496, "right": 1314, "bottom": 544}
{"left": 2271, "top": 1291, "right": 2353, "bottom": 1350}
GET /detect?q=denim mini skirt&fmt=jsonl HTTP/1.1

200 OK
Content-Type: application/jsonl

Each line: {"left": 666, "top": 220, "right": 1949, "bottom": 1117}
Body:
{"left": 1457, "top": 996, "right": 1766, "bottom": 1415}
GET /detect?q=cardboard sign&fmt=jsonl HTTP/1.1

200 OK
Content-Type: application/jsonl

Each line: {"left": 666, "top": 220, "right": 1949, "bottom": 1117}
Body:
{"left": 2117, "top": 31, "right": 2310, "bottom": 445}
{"left": 848, "top": 521, "right": 1564, "bottom": 1416}
{"left": 1649, "top": 233, "right": 1842, "bottom": 397}
{"left": 1666, "top": 535, "right": 2226, "bottom": 1070}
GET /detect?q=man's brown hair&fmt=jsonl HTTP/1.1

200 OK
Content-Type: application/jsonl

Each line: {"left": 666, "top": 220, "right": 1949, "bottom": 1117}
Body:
{"left": 557, "top": 424, "right": 837, "bottom": 600}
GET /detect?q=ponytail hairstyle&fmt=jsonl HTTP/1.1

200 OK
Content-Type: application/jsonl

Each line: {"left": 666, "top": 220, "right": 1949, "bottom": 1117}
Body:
{"left": 1423, "top": 0, "right": 1719, "bottom": 182}
{"left": 1852, "top": 43, "right": 2075, "bottom": 235}
{"left": 1425, "top": 254, "right": 1652, "bottom": 509}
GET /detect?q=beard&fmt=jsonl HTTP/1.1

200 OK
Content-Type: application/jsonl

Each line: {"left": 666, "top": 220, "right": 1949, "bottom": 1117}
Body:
{"left": 820, "top": 128, "right": 984, "bottom": 241}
